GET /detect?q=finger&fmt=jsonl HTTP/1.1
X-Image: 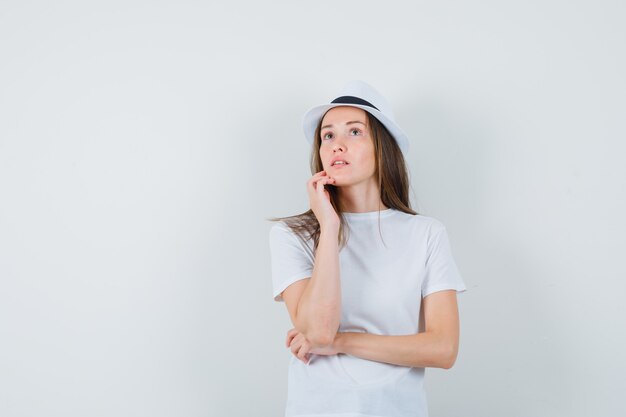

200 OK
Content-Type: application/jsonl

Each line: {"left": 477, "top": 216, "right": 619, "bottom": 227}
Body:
{"left": 289, "top": 335, "right": 311, "bottom": 365}
{"left": 290, "top": 348, "right": 308, "bottom": 365}
{"left": 316, "top": 180, "right": 334, "bottom": 200}
{"left": 297, "top": 343, "right": 310, "bottom": 364}
{"left": 307, "top": 171, "right": 331, "bottom": 189}
{"left": 286, "top": 328, "right": 297, "bottom": 347}
{"left": 296, "top": 339, "right": 309, "bottom": 359}
{"left": 308, "top": 171, "right": 327, "bottom": 183}
{"left": 290, "top": 334, "right": 304, "bottom": 355}
{"left": 315, "top": 177, "right": 334, "bottom": 193}
{"left": 286, "top": 331, "right": 298, "bottom": 348}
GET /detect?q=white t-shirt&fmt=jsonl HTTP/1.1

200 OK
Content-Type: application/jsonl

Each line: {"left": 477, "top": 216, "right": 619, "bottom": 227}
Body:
{"left": 268, "top": 208, "right": 467, "bottom": 417}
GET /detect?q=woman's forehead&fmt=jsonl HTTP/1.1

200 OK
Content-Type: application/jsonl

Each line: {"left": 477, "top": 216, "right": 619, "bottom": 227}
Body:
{"left": 321, "top": 106, "right": 367, "bottom": 126}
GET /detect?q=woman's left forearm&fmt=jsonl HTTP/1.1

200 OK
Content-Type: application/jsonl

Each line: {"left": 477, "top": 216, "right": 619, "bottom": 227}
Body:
{"left": 333, "top": 331, "right": 456, "bottom": 369}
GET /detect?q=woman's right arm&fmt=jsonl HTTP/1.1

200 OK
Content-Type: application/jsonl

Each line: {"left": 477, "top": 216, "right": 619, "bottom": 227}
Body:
{"left": 290, "top": 170, "right": 341, "bottom": 348}
{"left": 293, "top": 222, "right": 341, "bottom": 347}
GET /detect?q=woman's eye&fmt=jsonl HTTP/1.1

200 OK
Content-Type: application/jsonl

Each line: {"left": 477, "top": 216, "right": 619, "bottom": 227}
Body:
{"left": 323, "top": 133, "right": 333, "bottom": 140}
{"left": 350, "top": 129, "right": 361, "bottom": 135}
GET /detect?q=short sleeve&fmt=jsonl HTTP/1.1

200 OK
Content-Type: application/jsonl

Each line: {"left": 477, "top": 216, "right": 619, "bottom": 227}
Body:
{"left": 421, "top": 222, "right": 467, "bottom": 298}
{"left": 268, "top": 222, "right": 314, "bottom": 302}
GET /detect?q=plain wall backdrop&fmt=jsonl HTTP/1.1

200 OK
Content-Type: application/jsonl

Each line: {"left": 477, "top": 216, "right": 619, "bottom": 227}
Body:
{"left": 1, "top": 1, "right": 625, "bottom": 416}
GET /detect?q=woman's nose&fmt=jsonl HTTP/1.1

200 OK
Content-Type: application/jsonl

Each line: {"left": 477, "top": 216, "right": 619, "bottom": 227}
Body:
{"left": 332, "top": 136, "right": 347, "bottom": 151}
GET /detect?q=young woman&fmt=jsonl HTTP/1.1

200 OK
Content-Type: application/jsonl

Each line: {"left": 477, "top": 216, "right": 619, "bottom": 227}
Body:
{"left": 268, "top": 80, "right": 467, "bottom": 417}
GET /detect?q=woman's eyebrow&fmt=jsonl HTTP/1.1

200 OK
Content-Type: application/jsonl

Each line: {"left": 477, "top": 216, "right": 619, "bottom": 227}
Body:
{"left": 321, "top": 120, "right": 366, "bottom": 130}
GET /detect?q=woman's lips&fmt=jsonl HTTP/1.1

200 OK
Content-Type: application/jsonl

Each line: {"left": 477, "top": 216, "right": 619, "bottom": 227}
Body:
{"left": 331, "top": 163, "right": 350, "bottom": 169}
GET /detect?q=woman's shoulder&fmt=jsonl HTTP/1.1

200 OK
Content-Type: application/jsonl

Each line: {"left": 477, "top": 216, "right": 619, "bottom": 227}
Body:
{"left": 269, "top": 220, "right": 297, "bottom": 240}
{"left": 394, "top": 210, "right": 446, "bottom": 230}
{"left": 269, "top": 220, "right": 289, "bottom": 231}
{"left": 269, "top": 220, "right": 314, "bottom": 245}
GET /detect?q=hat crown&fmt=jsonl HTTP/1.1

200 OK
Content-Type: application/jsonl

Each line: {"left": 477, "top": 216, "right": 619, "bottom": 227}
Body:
{"left": 335, "top": 80, "right": 396, "bottom": 121}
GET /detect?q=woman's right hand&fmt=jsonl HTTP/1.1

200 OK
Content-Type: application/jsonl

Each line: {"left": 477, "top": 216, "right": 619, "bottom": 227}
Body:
{"left": 307, "top": 170, "right": 340, "bottom": 230}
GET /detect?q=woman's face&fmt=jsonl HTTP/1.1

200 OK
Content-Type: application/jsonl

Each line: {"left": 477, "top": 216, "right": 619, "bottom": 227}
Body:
{"left": 318, "top": 106, "right": 376, "bottom": 186}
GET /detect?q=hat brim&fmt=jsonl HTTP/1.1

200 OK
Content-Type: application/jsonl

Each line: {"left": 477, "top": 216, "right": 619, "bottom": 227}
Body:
{"left": 302, "top": 103, "right": 410, "bottom": 155}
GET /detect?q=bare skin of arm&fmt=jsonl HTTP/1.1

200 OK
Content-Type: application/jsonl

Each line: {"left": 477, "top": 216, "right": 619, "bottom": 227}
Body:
{"left": 288, "top": 290, "right": 461, "bottom": 369}
{"left": 282, "top": 170, "right": 342, "bottom": 348}
{"left": 294, "top": 224, "right": 342, "bottom": 347}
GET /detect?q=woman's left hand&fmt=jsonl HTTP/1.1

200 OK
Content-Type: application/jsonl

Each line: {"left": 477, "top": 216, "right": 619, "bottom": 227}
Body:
{"left": 286, "top": 328, "right": 341, "bottom": 364}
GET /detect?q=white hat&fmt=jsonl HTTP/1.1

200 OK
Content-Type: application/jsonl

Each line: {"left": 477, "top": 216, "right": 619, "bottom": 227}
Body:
{"left": 302, "top": 80, "right": 410, "bottom": 155}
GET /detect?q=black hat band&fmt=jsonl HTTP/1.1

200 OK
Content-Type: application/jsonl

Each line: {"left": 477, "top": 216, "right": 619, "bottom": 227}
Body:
{"left": 330, "top": 95, "right": 379, "bottom": 111}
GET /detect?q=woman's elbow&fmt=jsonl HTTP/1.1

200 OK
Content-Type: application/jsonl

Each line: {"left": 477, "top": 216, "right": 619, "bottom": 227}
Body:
{"left": 308, "top": 331, "right": 335, "bottom": 349}
{"left": 441, "top": 344, "right": 459, "bottom": 369}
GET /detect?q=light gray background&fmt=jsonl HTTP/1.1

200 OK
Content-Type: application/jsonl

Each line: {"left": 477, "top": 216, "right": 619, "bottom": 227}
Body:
{"left": 1, "top": 1, "right": 624, "bottom": 416}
